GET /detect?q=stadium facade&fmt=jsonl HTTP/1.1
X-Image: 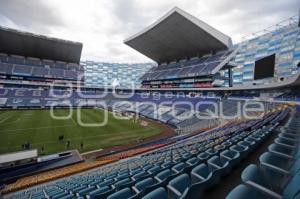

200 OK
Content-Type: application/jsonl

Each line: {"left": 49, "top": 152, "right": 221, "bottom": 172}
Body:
{"left": 231, "top": 18, "right": 300, "bottom": 86}
{"left": 81, "top": 61, "right": 154, "bottom": 88}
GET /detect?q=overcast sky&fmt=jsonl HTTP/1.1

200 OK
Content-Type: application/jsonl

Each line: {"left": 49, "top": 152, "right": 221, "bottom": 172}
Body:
{"left": 0, "top": 0, "right": 298, "bottom": 63}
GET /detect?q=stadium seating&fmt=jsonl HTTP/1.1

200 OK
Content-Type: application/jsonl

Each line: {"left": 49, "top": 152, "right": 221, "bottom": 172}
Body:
{"left": 141, "top": 50, "right": 233, "bottom": 81}
{"left": 226, "top": 110, "right": 300, "bottom": 199}
{"left": 2, "top": 108, "right": 288, "bottom": 199}
{"left": 0, "top": 54, "right": 83, "bottom": 80}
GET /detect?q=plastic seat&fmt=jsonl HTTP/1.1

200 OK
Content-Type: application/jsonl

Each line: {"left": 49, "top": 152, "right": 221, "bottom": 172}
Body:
{"left": 88, "top": 186, "right": 114, "bottom": 199}
{"left": 279, "top": 132, "right": 299, "bottom": 141}
{"left": 191, "top": 163, "right": 217, "bottom": 189}
{"left": 197, "top": 152, "right": 211, "bottom": 161}
{"left": 107, "top": 188, "right": 137, "bottom": 199}
{"left": 206, "top": 148, "right": 219, "bottom": 156}
{"left": 275, "top": 137, "right": 298, "bottom": 149}
{"left": 244, "top": 137, "right": 258, "bottom": 147}
{"left": 142, "top": 187, "right": 168, "bottom": 199}
{"left": 171, "top": 162, "right": 186, "bottom": 174}
{"left": 132, "top": 177, "right": 160, "bottom": 197}
{"left": 182, "top": 152, "right": 192, "bottom": 160}
{"left": 186, "top": 157, "right": 199, "bottom": 167}
{"left": 77, "top": 187, "right": 95, "bottom": 197}
{"left": 59, "top": 194, "right": 76, "bottom": 199}
{"left": 97, "top": 178, "right": 115, "bottom": 188}
{"left": 147, "top": 166, "right": 162, "bottom": 175}
{"left": 248, "top": 134, "right": 262, "bottom": 143}
{"left": 221, "top": 141, "right": 232, "bottom": 148}
{"left": 238, "top": 141, "right": 255, "bottom": 151}
{"left": 132, "top": 171, "right": 150, "bottom": 181}
{"left": 115, "top": 172, "right": 130, "bottom": 180}
{"left": 207, "top": 155, "right": 231, "bottom": 176}
{"left": 268, "top": 143, "right": 297, "bottom": 159}
{"left": 241, "top": 164, "right": 286, "bottom": 198}
{"left": 154, "top": 169, "right": 177, "bottom": 186}
{"left": 167, "top": 173, "right": 191, "bottom": 199}
{"left": 259, "top": 152, "right": 293, "bottom": 174}
{"left": 131, "top": 168, "right": 143, "bottom": 175}
{"left": 220, "top": 149, "right": 241, "bottom": 167}
{"left": 161, "top": 161, "right": 175, "bottom": 169}
{"left": 73, "top": 186, "right": 87, "bottom": 193}
{"left": 52, "top": 192, "right": 69, "bottom": 199}
{"left": 226, "top": 184, "right": 274, "bottom": 199}
{"left": 282, "top": 171, "right": 300, "bottom": 199}
{"left": 114, "top": 178, "right": 134, "bottom": 190}
{"left": 230, "top": 145, "right": 249, "bottom": 159}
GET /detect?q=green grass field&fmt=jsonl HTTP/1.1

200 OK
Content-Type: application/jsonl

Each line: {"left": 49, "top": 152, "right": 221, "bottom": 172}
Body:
{"left": 0, "top": 109, "right": 163, "bottom": 155}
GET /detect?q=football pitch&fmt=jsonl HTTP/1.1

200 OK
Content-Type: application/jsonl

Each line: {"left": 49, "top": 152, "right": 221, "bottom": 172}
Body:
{"left": 0, "top": 109, "right": 163, "bottom": 155}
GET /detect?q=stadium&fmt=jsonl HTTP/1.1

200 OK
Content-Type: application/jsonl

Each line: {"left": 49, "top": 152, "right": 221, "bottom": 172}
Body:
{"left": 0, "top": 3, "right": 300, "bottom": 199}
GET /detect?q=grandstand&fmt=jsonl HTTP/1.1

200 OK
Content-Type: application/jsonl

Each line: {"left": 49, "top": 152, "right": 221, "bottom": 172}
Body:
{"left": 1, "top": 5, "right": 300, "bottom": 199}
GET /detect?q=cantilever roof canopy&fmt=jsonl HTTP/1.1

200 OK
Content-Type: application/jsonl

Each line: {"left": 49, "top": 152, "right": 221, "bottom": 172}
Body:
{"left": 124, "top": 7, "right": 232, "bottom": 64}
{"left": 0, "top": 26, "right": 83, "bottom": 64}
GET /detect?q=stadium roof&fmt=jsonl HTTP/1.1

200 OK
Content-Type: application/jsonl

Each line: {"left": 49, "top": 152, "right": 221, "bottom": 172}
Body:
{"left": 0, "top": 26, "right": 83, "bottom": 64}
{"left": 124, "top": 7, "right": 232, "bottom": 64}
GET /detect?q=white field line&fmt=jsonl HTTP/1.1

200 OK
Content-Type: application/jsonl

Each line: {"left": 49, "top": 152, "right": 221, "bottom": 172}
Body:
{"left": 0, "top": 118, "right": 21, "bottom": 126}
{"left": 0, "top": 114, "right": 13, "bottom": 124}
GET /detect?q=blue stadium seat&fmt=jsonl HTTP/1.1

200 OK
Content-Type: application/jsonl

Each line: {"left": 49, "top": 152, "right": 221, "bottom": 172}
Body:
{"left": 226, "top": 184, "right": 275, "bottom": 199}
{"left": 171, "top": 162, "right": 186, "bottom": 174}
{"left": 142, "top": 187, "right": 168, "bottom": 199}
{"left": 207, "top": 155, "right": 231, "bottom": 176}
{"left": 147, "top": 165, "right": 162, "bottom": 175}
{"left": 275, "top": 137, "right": 298, "bottom": 149}
{"left": 197, "top": 152, "right": 211, "bottom": 161}
{"left": 241, "top": 164, "right": 286, "bottom": 198}
{"left": 191, "top": 163, "right": 216, "bottom": 189}
{"left": 51, "top": 192, "right": 69, "bottom": 199}
{"left": 167, "top": 173, "right": 191, "bottom": 199}
{"left": 186, "top": 157, "right": 199, "bottom": 166}
{"left": 97, "top": 178, "right": 115, "bottom": 188}
{"left": 259, "top": 152, "right": 293, "bottom": 174}
{"left": 107, "top": 188, "right": 137, "bottom": 199}
{"left": 132, "top": 170, "right": 150, "bottom": 181}
{"left": 238, "top": 140, "right": 255, "bottom": 151}
{"left": 268, "top": 144, "right": 298, "bottom": 159}
{"left": 77, "top": 186, "right": 96, "bottom": 197}
{"left": 89, "top": 186, "right": 114, "bottom": 199}
{"left": 132, "top": 177, "right": 161, "bottom": 196}
{"left": 282, "top": 171, "right": 300, "bottom": 199}
{"left": 154, "top": 169, "right": 177, "bottom": 186}
{"left": 230, "top": 145, "right": 249, "bottom": 159}
{"left": 205, "top": 148, "right": 219, "bottom": 156}
{"left": 278, "top": 132, "right": 300, "bottom": 141}
{"left": 220, "top": 149, "right": 241, "bottom": 167}
{"left": 113, "top": 178, "right": 134, "bottom": 190}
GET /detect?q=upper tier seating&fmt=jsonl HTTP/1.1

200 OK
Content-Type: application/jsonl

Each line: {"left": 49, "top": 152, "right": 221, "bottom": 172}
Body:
{"left": 141, "top": 50, "right": 233, "bottom": 81}
{"left": 0, "top": 53, "right": 83, "bottom": 80}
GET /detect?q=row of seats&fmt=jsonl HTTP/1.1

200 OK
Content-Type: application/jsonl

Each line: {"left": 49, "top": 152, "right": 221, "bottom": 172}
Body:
{"left": 0, "top": 62, "right": 83, "bottom": 80}
{"left": 0, "top": 53, "right": 83, "bottom": 70}
{"left": 226, "top": 110, "right": 300, "bottom": 199}
{"left": 141, "top": 50, "right": 233, "bottom": 81}
{"left": 2, "top": 160, "right": 114, "bottom": 194}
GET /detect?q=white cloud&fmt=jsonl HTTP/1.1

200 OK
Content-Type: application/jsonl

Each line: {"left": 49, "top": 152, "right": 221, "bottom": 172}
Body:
{"left": 0, "top": 0, "right": 298, "bottom": 63}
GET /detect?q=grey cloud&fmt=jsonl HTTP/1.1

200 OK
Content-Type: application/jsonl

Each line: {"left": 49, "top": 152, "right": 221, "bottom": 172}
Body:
{"left": 0, "top": 0, "right": 64, "bottom": 33}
